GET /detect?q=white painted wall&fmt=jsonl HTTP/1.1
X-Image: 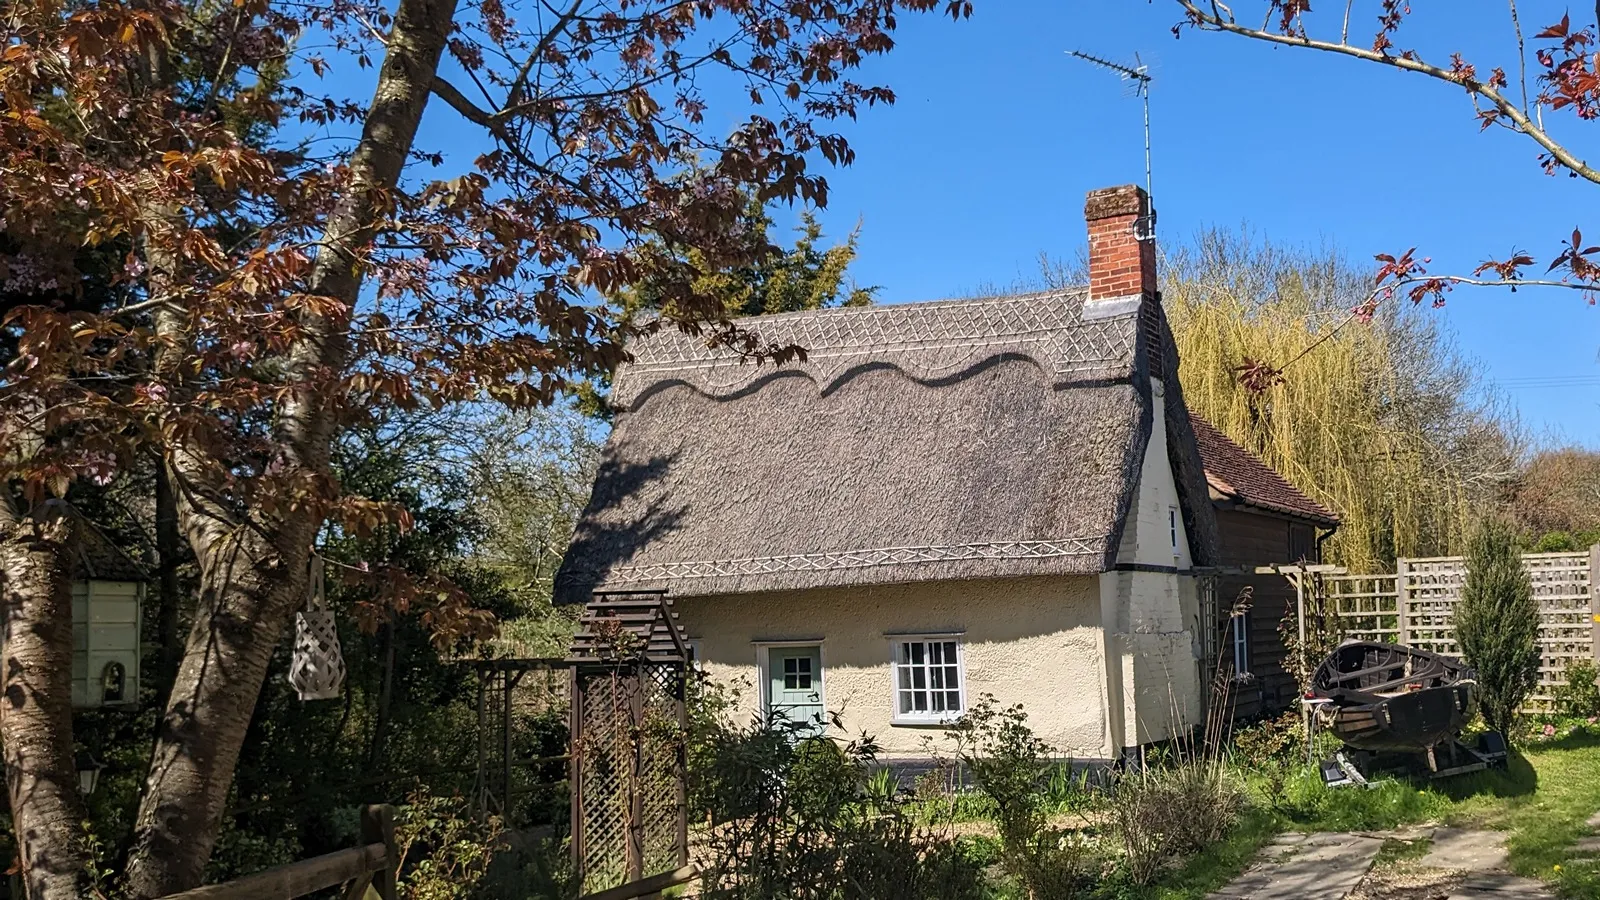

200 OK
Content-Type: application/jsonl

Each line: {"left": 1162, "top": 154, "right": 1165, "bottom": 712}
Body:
{"left": 1100, "top": 378, "right": 1203, "bottom": 751}
{"left": 678, "top": 574, "right": 1117, "bottom": 759}
{"left": 1115, "top": 377, "right": 1191, "bottom": 570}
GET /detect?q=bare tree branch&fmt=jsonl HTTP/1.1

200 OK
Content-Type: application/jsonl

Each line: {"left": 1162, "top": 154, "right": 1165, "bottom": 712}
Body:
{"left": 1509, "top": 0, "right": 1530, "bottom": 113}
{"left": 1176, "top": 1, "right": 1600, "bottom": 185}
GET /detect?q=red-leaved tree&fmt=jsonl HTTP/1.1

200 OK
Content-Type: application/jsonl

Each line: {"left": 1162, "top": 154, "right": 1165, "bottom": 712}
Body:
{"left": 1173, "top": 1, "right": 1600, "bottom": 386}
{"left": 0, "top": 0, "right": 973, "bottom": 895}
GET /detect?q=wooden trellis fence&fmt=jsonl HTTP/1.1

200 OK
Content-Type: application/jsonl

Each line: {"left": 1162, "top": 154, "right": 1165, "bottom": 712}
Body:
{"left": 1325, "top": 547, "right": 1600, "bottom": 708}
{"left": 568, "top": 591, "right": 690, "bottom": 894}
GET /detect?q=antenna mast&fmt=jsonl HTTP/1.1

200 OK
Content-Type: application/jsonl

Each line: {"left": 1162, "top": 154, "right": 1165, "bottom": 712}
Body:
{"left": 1069, "top": 49, "right": 1156, "bottom": 237}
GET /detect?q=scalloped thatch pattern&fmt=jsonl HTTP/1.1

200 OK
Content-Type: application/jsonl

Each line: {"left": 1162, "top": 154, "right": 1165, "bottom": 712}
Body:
{"left": 556, "top": 288, "right": 1218, "bottom": 602}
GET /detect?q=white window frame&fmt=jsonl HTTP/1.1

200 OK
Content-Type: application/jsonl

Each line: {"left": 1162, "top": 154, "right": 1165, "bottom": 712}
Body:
{"left": 887, "top": 634, "right": 967, "bottom": 725}
{"left": 1230, "top": 613, "right": 1251, "bottom": 677}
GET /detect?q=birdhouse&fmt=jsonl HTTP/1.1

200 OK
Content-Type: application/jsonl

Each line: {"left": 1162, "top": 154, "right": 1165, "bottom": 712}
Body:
{"left": 69, "top": 522, "right": 144, "bottom": 709}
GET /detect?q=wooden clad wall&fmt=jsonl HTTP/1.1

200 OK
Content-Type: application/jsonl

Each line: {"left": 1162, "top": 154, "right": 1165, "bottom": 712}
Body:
{"left": 1212, "top": 509, "right": 1318, "bottom": 720}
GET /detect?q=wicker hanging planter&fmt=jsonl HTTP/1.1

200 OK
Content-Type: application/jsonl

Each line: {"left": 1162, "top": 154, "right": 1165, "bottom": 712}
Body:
{"left": 289, "top": 555, "right": 345, "bottom": 701}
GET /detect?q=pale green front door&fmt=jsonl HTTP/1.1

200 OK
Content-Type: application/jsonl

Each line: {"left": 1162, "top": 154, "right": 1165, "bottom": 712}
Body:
{"left": 767, "top": 646, "right": 824, "bottom": 737}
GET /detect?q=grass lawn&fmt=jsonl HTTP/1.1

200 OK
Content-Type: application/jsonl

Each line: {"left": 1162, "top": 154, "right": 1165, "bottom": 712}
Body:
{"left": 1155, "top": 731, "right": 1600, "bottom": 899}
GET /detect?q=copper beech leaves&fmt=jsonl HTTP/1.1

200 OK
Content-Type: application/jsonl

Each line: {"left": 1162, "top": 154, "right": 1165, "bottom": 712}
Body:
{"left": 1, "top": 0, "right": 975, "bottom": 644}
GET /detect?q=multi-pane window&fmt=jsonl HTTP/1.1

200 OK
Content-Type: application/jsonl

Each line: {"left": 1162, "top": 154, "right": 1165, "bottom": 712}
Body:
{"left": 783, "top": 655, "right": 813, "bottom": 690}
{"left": 891, "top": 638, "right": 965, "bottom": 723}
{"left": 1231, "top": 613, "right": 1251, "bottom": 676}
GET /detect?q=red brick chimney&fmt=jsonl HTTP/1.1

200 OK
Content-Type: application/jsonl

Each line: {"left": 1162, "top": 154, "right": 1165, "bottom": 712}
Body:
{"left": 1084, "top": 185, "right": 1155, "bottom": 301}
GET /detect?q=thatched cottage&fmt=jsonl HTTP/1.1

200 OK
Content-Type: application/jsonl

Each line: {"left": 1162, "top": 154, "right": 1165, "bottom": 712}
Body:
{"left": 555, "top": 184, "right": 1332, "bottom": 762}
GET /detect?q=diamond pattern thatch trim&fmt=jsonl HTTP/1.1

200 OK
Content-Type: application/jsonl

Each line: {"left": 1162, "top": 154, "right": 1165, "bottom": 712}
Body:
{"left": 594, "top": 537, "right": 1108, "bottom": 583}
{"left": 614, "top": 289, "right": 1133, "bottom": 408}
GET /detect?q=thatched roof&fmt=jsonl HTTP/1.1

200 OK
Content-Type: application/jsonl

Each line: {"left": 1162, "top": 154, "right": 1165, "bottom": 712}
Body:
{"left": 1190, "top": 415, "right": 1340, "bottom": 527}
{"left": 555, "top": 288, "right": 1220, "bottom": 602}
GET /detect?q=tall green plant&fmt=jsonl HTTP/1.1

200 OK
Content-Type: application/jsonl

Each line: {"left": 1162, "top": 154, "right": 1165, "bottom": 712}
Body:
{"left": 946, "top": 696, "right": 1087, "bottom": 900}
{"left": 1457, "top": 519, "right": 1540, "bottom": 736}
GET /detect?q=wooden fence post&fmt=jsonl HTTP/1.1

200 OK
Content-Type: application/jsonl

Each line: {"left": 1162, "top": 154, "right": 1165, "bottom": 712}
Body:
{"left": 1396, "top": 559, "right": 1411, "bottom": 646}
{"left": 361, "top": 804, "right": 397, "bottom": 900}
{"left": 1589, "top": 545, "right": 1600, "bottom": 669}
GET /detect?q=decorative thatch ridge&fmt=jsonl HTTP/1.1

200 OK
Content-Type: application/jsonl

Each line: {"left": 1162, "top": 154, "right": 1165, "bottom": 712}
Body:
{"left": 613, "top": 289, "right": 1138, "bottom": 408}
{"left": 556, "top": 288, "right": 1219, "bottom": 602}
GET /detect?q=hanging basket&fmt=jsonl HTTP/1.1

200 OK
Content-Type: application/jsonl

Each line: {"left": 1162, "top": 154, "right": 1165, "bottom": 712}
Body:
{"left": 289, "top": 556, "right": 345, "bottom": 701}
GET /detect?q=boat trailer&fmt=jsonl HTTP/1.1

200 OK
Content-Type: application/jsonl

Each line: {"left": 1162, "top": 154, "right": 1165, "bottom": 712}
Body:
{"left": 1314, "top": 715, "right": 1509, "bottom": 788}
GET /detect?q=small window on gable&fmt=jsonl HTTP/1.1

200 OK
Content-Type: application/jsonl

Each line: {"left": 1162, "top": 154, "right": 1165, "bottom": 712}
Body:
{"left": 1169, "top": 506, "right": 1179, "bottom": 551}
{"left": 890, "top": 637, "right": 965, "bottom": 724}
{"left": 1289, "top": 524, "right": 1316, "bottom": 563}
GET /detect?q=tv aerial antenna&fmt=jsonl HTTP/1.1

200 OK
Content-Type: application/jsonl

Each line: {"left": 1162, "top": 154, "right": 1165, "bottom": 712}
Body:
{"left": 1068, "top": 49, "right": 1157, "bottom": 238}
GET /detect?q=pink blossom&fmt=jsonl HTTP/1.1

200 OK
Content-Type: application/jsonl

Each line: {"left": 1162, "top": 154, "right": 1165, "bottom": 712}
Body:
{"left": 1544, "top": 723, "right": 1558, "bottom": 737}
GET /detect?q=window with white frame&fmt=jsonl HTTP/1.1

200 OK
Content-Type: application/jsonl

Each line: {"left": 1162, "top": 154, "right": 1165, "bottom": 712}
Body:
{"left": 890, "top": 636, "right": 965, "bottom": 723}
{"left": 1230, "top": 613, "right": 1251, "bottom": 676}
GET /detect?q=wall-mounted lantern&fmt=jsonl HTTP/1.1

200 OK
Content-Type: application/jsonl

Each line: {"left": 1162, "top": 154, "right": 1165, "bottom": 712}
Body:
{"left": 74, "top": 750, "right": 103, "bottom": 796}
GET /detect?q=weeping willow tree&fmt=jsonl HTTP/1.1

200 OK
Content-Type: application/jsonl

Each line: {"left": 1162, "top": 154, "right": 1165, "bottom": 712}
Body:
{"left": 1163, "top": 229, "right": 1521, "bottom": 572}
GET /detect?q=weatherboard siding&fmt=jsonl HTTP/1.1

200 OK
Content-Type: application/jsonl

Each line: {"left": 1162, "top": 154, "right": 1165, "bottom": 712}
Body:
{"left": 677, "top": 574, "right": 1114, "bottom": 760}
{"left": 1213, "top": 508, "right": 1315, "bottom": 718}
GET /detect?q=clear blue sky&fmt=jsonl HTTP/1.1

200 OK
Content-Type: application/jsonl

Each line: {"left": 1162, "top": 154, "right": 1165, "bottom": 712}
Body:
{"left": 767, "top": 1, "right": 1599, "bottom": 447}
{"left": 332, "top": 1, "right": 1597, "bottom": 445}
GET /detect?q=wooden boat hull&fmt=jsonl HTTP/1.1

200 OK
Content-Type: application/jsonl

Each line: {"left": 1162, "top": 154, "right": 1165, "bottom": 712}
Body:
{"left": 1311, "top": 642, "right": 1475, "bottom": 754}
{"left": 1324, "top": 683, "right": 1474, "bottom": 752}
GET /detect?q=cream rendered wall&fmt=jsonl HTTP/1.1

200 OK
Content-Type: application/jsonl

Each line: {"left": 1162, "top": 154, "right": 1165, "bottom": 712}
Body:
{"left": 678, "top": 575, "right": 1115, "bottom": 760}
{"left": 1099, "top": 377, "right": 1204, "bottom": 752}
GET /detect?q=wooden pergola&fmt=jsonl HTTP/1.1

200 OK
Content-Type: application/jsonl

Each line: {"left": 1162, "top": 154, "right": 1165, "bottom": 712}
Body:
{"left": 1253, "top": 563, "right": 1349, "bottom": 760}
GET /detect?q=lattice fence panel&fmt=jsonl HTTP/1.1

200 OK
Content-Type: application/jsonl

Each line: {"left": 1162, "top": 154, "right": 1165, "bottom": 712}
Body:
{"left": 575, "top": 671, "right": 630, "bottom": 892}
{"left": 638, "top": 664, "right": 687, "bottom": 875}
{"left": 571, "top": 663, "right": 687, "bottom": 894}
{"left": 1307, "top": 552, "right": 1596, "bottom": 709}
{"left": 1525, "top": 553, "right": 1591, "bottom": 705}
{"left": 1398, "top": 553, "right": 1593, "bottom": 706}
{"left": 1325, "top": 573, "right": 1400, "bottom": 642}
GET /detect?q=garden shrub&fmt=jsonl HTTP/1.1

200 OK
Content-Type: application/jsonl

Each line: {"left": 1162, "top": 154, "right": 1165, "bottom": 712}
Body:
{"left": 694, "top": 713, "right": 987, "bottom": 900}
{"left": 1110, "top": 757, "right": 1243, "bottom": 885}
{"left": 948, "top": 695, "right": 1092, "bottom": 900}
{"left": 1457, "top": 518, "right": 1540, "bottom": 736}
{"left": 391, "top": 790, "right": 507, "bottom": 900}
{"left": 1231, "top": 710, "right": 1301, "bottom": 763}
{"left": 1553, "top": 658, "right": 1600, "bottom": 719}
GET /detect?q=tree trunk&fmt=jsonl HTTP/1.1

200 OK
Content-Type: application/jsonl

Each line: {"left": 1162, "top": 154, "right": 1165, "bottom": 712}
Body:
{"left": 123, "top": 497, "right": 317, "bottom": 896}
{"left": 122, "top": 0, "right": 459, "bottom": 890}
{"left": 0, "top": 500, "right": 91, "bottom": 900}
{"left": 153, "top": 459, "right": 184, "bottom": 706}
{"left": 368, "top": 623, "right": 396, "bottom": 768}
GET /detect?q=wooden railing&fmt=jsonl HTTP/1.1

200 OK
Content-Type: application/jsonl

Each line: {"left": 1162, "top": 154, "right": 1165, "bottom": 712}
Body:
{"left": 576, "top": 865, "right": 698, "bottom": 900}
{"left": 160, "top": 805, "right": 396, "bottom": 900}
